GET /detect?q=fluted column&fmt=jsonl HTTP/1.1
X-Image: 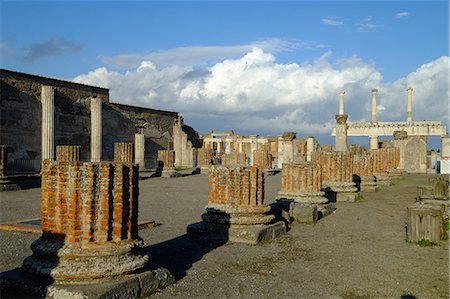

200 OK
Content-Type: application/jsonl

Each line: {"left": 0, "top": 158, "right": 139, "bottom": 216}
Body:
{"left": 90, "top": 98, "right": 102, "bottom": 162}
{"left": 135, "top": 132, "right": 145, "bottom": 170}
{"left": 306, "top": 136, "right": 315, "bottom": 162}
{"left": 339, "top": 91, "right": 345, "bottom": 115}
{"left": 41, "top": 85, "right": 55, "bottom": 161}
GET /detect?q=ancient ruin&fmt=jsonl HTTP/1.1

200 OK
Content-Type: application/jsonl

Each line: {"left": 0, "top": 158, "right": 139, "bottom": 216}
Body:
{"left": 2, "top": 159, "right": 174, "bottom": 297}
{"left": 157, "top": 149, "right": 178, "bottom": 177}
{"left": 114, "top": 142, "right": 135, "bottom": 163}
{"left": 352, "top": 153, "right": 378, "bottom": 192}
{"left": 196, "top": 148, "right": 214, "bottom": 173}
{"left": 312, "top": 150, "right": 358, "bottom": 202}
{"left": 55, "top": 145, "right": 81, "bottom": 162}
{"left": 187, "top": 166, "right": 285, "bottom": 244}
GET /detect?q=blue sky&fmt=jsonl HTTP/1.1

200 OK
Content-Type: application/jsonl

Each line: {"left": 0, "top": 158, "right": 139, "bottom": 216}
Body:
{"left": 1, "top": 1, "right": 449, "bottom": 147}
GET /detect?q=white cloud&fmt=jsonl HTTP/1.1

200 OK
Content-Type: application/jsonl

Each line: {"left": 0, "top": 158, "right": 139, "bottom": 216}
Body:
{"left": 396, "top": 12, "right": 410, "bottom": 19}
{"left": 74, "top": 49, "right": 449, "bottom": 137}
{"left": 355, "top": 16, "right": 385, "bottom": 32}
{"left": 322, "top": 17, "right": 344, "bottom": 27}
{"left": 98, "top": 38, "right": 328, "bottom": 69}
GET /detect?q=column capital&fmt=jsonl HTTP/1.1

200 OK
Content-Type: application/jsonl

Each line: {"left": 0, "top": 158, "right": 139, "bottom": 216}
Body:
{"left": 371, "top": 88, "right": 378, "bottom": 93}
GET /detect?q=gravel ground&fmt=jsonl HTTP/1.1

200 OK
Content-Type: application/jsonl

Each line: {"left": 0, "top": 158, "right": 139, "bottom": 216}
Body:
{"left": 0, "top": 173, "right": 448, "bottom": 298}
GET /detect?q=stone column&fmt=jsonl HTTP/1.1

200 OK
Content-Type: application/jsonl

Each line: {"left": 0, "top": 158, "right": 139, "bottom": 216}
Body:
{"left": 441, "top": 135, "right": 450, "bottom": 157}
{"left": 370, "top": 136, "right": 378, "bottom": 150}
{"left": 197, "top": 148, "right": 214, "bottom": 173}
{"left": 407, "top": 87, "right": 413, "bottom": 123}
{"left": 352, "top": 153, "right": 377, "bottom": 192}
{"left": 41, "top": 85, "right": 55, "bottom": 161}
{"left": 135, "top": 131, "right": 145, "bottom": 171}
{"left": 90, "top": 98, "right": 102, "bottom": 162}
{"left": 371, "top": 88, "right": 378, "bottom": 123}
{"left": 339, "top": 91, "right": 345, "bottom": 115}
{"left": 217, "top": 142, "right": 222, "bottom": 154}
{"left": 114, "top": 142, "right": 134, "bottom": 163}
{"left": 371, "top": 149, "right": 391, "bottom": 186}
{"left": 56, "top": 145, "right": 81, "bottom": 162}
{"left": 238, "top": 142, "right": 243, "bottom": 153}
{"left": 306, "top": 136, "right": 315, "bottom": 162}
{"left": 335, "top": 114, "right": 348, "bottom": 152}
{"left": 253, "top": 148, "right": 272, "bottom": 170}
{"left": 14, "top": 160, "right": 174, "bottom": 297}
{"left": 157, "top": 150, "right": 178, "bottom": 177}
{"left": 0, "top": 145, "right": 7, "bottom": 178}
{"left": 313, "top": 151, "right": 358, "bottom": 202}
{"left": 187, "top": 166, "right": 285, "bottom": 244}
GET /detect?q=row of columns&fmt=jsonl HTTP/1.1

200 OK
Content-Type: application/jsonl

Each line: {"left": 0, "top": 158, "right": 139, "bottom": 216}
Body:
{"left": 336, "top": 87, "right": 414, "bottom": 150}
{"left": 40, "top": 85, "right": 146, "bottom": 168}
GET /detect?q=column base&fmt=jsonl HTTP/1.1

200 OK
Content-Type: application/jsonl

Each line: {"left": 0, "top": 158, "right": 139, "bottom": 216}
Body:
{"left": 187, "top": 221, "right": 286, "bottom": 245}
{"left": 374, "top": 172, "right": 392, "bottom": 187}
{"left": 1, "top": 263, "right": 174, "bottom": 299}
{"left": 157, "top": 168, "right": 180, "bottom": 178}
{"left": 360, "top": 176, "right": 378, "bottom": 192}
{"left": 323, "top": 181, "right": 359, "bottom": 202}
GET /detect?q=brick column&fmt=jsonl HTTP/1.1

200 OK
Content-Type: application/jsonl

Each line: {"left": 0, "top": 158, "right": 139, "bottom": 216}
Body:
{"left": 22, "top": 160, "right": 147, "bottom": 281}
{"left": 56, "top": 145, "right": 81, "bottom": 162}
{"left": 197, "top": 148, "right": 213, "bottom": 173}
{"left": 41, "top": 85, "right": 55, "bottom": 161}
{"left": 253, "top": 148, "right": 272, "bottom": 169}
{"left": 222, "top": 152, "right": 247, "bottom": 167}
{"left": 0, "top": 145, "right": 7, "bottom": 177}
{"left": 188, "top": 166, "right": 285, "bottom": 244}
{"left": 114, "top": 142, "right": 134, "bottom": 163}
{"left": 352, "top": 153, "right": 377, "bottom": 192}
{"left": 90, "top": 98, "right": 102, "bottom": 162}
{"left": 371, "top": 148, "right": 392, "bottom": 186}
{"left": 312, "top": 151, "right": 358, "bottom": 202}
{"left": 157, "top": 150, "right": 177, "bottom": 177}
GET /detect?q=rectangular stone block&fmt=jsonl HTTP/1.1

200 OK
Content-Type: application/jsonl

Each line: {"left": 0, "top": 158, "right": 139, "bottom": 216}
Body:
{"left": 407, "top": 204, "right": 444, "bottom": 243}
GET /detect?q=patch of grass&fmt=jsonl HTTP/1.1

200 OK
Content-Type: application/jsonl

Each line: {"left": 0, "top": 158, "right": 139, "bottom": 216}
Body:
{"left": 417, "top": 239, "right": 438, "bottom": 247}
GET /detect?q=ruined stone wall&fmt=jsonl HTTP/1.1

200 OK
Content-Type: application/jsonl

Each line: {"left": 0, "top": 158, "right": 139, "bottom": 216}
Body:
{"left": 56, "top": 145, "right": 81, "bottom": 162}
{"left": 280, "top": 163, "right": 322, "bottom": 194}
{"left": 157, "top": 150, "right": 175, "bottom": 169}
{"left": 40, "top": 160, "right": 139, "bottom": 244}
{"left": 352, "top": 153, "right": 374, "bottom": 177}
{"left": 313, "top": 151, "right": 353, "bottom": 183}
{"left": 208, "top": 166, "right": 265, "bottom": 206}
{"left": 222, "top": 152, "right": 247, "bottom": 167}
{"left": 393, "top": 136, "right": 427, "bottom": 173}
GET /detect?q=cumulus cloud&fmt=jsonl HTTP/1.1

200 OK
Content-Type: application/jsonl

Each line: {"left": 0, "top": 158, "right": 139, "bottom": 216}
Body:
{"left": 99, "top": 38, "right": 328, "bottom": 69}
{"left": 396, "top": 12, "right": 410, "bottom": 19}
{"left": 74, "top": 49, "right": 449, "bottom": 137}
{"left": 22, "top": 38, "right": 83, "bottom": 63}
{"left": 355, "top": 16, "right": 385, "bottom": 32}
{"left": 322, "top": 17, "right": 344, "bottom": 27}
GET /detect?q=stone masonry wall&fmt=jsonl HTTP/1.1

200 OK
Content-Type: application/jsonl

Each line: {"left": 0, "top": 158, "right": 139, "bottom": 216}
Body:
{"left": 208, "top": 166, "right": 265, "bottom": 207}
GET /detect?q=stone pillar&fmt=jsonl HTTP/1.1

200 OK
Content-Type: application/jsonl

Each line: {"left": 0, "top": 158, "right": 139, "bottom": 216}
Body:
{"left": 157, "top": 150, "right": 178, "bottom": 177}
{"left": 352, "top": 153, "right": 377, "bottom": 192}
{"left": 41, "top": 85, "right": 55, "bottom": 161}
{"left": 90, "top": 98, "right": 102, "bottom": 162}
{"left": 217, "top": 142, "right": 222, "bottom": 154}
{"left": 0, "top": 145, "right": 7, "bottom": 178}
{"left": 312, "top": 151, "right": 358, "bottom": 202}
{"left": 56, "top": 145, "right": 81, "bottom": 162}
{"left": 135, "top": 132, "right": 145, "bottom": 171}
{"left": 370, "top": 136, "right": 378, "bottom": 150}
{"left": 339, "top": 91, "right": 345, "bottom": 115}
{"left": 306, "top": 136, "right": 315, "bottom": 162}
{"left": 187, "top": 166, "right": 285, "bottom": 244}
{"left": 371, "top": 88, "right": 378, "bottom": 123}
{"left": 14, "top": 160, "right": 174, "bottom": 296}
{"left": 407, "top": 87, "right": 413, "bottom": 123}
{"left": 197, "top": 148, "right": 214, "bottom": 173}
{"left": 114, "top": 142, "right": 134, "bottom": 163}
{"left": 238, "top": 142, "right": 243, "bottom": 153}
{"left": 441, "top": 135, "right": 450, "bottom": 157}
{"left": 335, "top": 114, "right": 348, "bottom": 152}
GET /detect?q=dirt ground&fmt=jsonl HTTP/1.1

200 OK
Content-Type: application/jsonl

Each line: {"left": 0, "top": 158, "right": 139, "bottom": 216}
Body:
{"left": 0, "top": 173, "right": 448, "bottom": 298}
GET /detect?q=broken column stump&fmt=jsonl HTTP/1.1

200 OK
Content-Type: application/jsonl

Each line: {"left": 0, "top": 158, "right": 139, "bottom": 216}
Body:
{"left": 157, "top": 149, "right": 179, "bottom": 177}
{"left": 1, "top": 160, "right": 174, "bottom": 298}
{"left": 371, "top": 149, "right": 392, "bottom": 187}
{"left": 187, "top": 166, "right": 286, "bottom": 244}
{"left": 276, "top": 162, "right": 332, "bottom": 223}
{"left": 407, "top": 204, "right": 444, "bottom": 244}
{"left": 197, "top": 148, "right": 214, "bottom": 173}
{"left": 56, "top": 145, "right": 81, "bottom": 162}
{"left": 313, "top": 151, "right": 359, "bottom": 202}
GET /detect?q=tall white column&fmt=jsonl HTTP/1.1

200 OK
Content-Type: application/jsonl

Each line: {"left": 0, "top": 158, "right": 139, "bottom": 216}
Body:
{"left": 90, "top": 98, "right": 102, "bottom": 162}
{"left": 339, "top": 91, "right": 345, "bottom": 115}
{"left": 407, "top": 87, "right": 413, "bottom": 123}
{"left": 371, "top": 88, "right": 378, "bottom": 123}
{"left": 370, "top": 136, "right": 378, "bottom": 150}
{"left": 238, "top": 142, "right": 243, "bottom": 153}
{"left": 135, "top": 131, "right": 145, "bottom": 170}
{"left": 41, "top": 85, "right": 55, "bottom": 161}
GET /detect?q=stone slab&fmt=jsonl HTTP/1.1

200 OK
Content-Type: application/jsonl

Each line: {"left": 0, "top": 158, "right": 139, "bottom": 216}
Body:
{"left": 187, "top": 221, "right": 286, "bottom": 245}
{"left": 290, "top": 203, "right": 318, "bottom": 224}
{"left": 360, "top": 185, "right": 378, "bottom": 192}
{"left": 336, "top": 192, "right": 358, "bottom": 202}
{"left": 1, "top": 263, "right": 175, "bottom": 299}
